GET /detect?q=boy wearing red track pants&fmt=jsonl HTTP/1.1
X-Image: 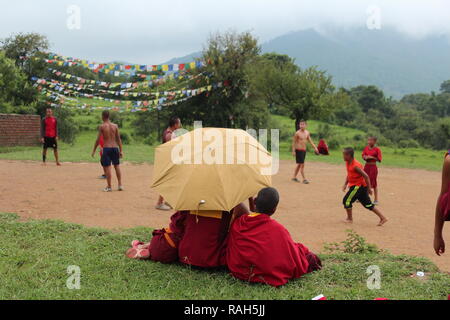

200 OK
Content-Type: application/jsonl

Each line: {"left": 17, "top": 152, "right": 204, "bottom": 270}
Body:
{"left": 362, "top": 137, "right": 382, "bottom": 205}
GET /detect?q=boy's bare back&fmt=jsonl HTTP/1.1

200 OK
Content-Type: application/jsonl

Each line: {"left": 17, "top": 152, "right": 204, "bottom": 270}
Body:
{"left": 100, "top": 121, "right": 119, "bottom": 148}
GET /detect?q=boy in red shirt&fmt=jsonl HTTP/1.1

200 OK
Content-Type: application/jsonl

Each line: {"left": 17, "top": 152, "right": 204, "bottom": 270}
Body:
{"left": 434, "top": 149, "right": 450, "bottom": 256}
{"left": 342, "top": 148, "right": 388, "bottom": 226}
{"left": 40, "top": 108, "right": 61, "bottom": 166}
{"left": 362, "top": 137, "right": 382, "bottom": 205}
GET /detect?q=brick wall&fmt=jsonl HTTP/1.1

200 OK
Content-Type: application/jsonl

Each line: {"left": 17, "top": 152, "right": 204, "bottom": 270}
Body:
{"left": 0, "top": 114, "right": 41, "bottom": 147}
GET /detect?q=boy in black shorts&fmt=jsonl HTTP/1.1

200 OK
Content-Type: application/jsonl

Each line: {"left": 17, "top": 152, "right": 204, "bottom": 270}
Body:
{"left": 342, "top": 148, "right": 388, "bottom": 226}
{"left": 92, "top": 111, "right": 123, "bottom": 192}
{"left": 40, "top": 108, "right": 61, "bottom": 166}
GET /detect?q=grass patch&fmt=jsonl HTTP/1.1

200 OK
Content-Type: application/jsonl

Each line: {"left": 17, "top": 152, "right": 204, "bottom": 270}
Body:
{"left": 0, "top": 113, "right": 445, "bottom": 171}
{"left": 0, "top": 213, "right": 448, "bottom": 300}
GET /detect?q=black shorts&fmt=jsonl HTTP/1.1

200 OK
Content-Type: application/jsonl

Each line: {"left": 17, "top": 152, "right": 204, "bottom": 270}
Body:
{"left": 101, "top": 148, "right": 120, "bottom": 167}
{"left": 343, "top": 186, "right": 374, "bottom": 210}
{"left": 296, "top": 150, "right": 306, "bottom": 164}
{"left": 43, "top": 137, "right": 57, "bottom": 149}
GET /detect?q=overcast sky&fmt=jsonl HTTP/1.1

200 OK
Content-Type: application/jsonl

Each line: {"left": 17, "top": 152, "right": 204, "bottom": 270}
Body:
{"left": 1, "top": 0, "right": 449, "bottom": 64}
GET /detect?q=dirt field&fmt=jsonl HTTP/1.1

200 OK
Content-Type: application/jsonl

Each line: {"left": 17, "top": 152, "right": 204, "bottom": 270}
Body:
{"left": 1, "top": 159, "right": 449, "bottom": 271}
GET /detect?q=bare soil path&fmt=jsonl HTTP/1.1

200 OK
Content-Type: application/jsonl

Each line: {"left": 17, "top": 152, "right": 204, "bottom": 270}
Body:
{"left": 1, "top": 160, "right": 448, "bottom": 271}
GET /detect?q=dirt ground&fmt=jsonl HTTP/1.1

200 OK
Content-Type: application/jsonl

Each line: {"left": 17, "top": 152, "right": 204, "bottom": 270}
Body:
{"left": 1, "top": 159, "right": 449, "bottom": 271}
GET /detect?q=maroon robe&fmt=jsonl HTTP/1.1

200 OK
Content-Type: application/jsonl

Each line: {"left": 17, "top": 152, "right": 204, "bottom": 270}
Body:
{"left": 226, "top": 213, "right": 321, "bottom": 287}
{"left": 149, "top": 211, "right": 187, "bottom": 263}
{"left": 178, "top": 211, "right": 230, "bottom": 268}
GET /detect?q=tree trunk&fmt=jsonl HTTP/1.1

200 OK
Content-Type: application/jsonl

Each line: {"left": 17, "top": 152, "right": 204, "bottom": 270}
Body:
{"left": 156, "top": 109, "right": 161, "bottom": 142}
{"left": 295, "top": 117, "right": 301, "bottom": 132}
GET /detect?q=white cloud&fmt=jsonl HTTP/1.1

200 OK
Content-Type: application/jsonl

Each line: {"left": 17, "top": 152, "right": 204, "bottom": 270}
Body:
{"left": 1, "top": 0, "right": 449, "bottom": 63}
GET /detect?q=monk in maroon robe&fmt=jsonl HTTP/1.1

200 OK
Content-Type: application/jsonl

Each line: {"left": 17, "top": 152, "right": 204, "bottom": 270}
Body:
{"left": 126, "top": 211, "right": 187, "bottom": 263}
{"left": 227, "top": 187, "right": 322, "bottom": 287}
{"left": 178, "top": 203, "right": 249, "bottom": 268}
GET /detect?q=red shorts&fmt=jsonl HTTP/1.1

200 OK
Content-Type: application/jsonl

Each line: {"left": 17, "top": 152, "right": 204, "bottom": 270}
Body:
{"left": 364, "top": 164, "right": 378, "bottom": 188}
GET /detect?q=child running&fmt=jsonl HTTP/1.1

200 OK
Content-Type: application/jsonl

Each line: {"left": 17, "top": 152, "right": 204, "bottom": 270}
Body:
{"left": 434, "top": 148, "right": 450, "bottom": 256}
{"left": 342, "top": 147, "right": 388, "bottom": 226}
{"left": 362, "top": 136, "right": 382, "bottom": 205}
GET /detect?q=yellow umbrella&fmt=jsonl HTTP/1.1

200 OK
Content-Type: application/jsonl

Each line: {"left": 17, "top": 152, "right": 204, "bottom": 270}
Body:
{"left": 151, "top": 127, "right": 272, "bottom": 211}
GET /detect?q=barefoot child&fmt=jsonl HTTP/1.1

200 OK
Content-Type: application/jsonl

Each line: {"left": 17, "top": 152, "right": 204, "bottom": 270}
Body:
{"left": 362, "top": 136, "right": 382, "bottom": 204}
{"left": 342, "top": 148, "right": 388, "bottom": 226}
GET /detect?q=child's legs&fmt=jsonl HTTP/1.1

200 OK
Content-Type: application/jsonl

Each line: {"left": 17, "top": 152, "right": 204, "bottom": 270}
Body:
{"left": 293, "top": 164, "right": 301, "bottom": 178}
{"left": 300, "top": 164, "right": 306, "bottom": 180}
{"left": 345, "top": 208, "right": 353, "bottom": 221}
{"left": 42, "top": 147, "right": 48, "bottom": 162}
{"left": 358, "top": 187, "right": 387, "bottom": 222}
{"left": 343, "top": 186, "right": 359, "bottom": 220}
{"left": 374, "top": 187, "right": 378, "bottom": 202}
{"left": 104, "top": 166, "right": 112, "bottom": 188}
{"left": 53, "top": 149, "right": 60, "bottom": 164}
{"left": 114, "top": 165, "right": 122, "bottom": 186}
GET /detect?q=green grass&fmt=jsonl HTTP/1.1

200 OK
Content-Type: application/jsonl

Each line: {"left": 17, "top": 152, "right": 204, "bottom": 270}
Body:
{"left": 271, "top": 115, "right": 444, "bottom": 171}
{"left": 0, "top": 213, "right": 448, "bottom": 300}
{"left": 0, "top": 131, "right": 155, "bottom": 164}
{"left": 0, "top": 113, "right": 445, "bottom": 171}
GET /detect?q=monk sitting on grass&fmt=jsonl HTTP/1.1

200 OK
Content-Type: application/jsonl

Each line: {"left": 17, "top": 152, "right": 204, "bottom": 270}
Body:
{"left": 126, "top": 211, "right": 187, "bottom": 263}
{"left": 178, "top": 203, "right": 249, "bottom": 268}
{"left": 126, "top": 203, "right": 249, "bottom": 266}
{"left": 226, "top": 187, "right": 322, "bottom": 287}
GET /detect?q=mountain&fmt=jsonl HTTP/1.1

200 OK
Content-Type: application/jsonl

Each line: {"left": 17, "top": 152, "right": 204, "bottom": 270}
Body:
{"left": 165, "top": 28, "right": 450, "bottom": 98}
{"left": 263, "top": 28, "right": 450, "bottom": 98}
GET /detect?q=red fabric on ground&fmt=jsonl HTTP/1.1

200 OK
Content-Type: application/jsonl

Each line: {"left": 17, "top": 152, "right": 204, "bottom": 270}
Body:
{"left": 178, "top": 213, "right": 227, "bottom": 268}
{"left": 317, "top": 139, "right": 329, "bottom": 155}
{"left": 364, "top": 164, "right": 379, "bottom": 188}
{"left": 226, "top": 213, "right": 313, "bottom": 287}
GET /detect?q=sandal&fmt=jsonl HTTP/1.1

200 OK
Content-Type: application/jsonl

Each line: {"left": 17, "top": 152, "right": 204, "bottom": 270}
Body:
{"left": 125, "top": 247, "right": 150, "bottom": 260}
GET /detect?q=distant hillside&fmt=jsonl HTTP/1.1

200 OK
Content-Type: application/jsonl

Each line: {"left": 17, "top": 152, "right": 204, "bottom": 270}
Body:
{"left": 263, "top": 28, "right": 450, "bottom": 98}
{"left": 165, "top": 28, "right": 450, "bottom": 98}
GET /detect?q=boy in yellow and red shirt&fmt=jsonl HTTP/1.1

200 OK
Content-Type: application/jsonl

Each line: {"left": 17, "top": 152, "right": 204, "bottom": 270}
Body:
{"left": 342, "top": 148, "right": 388, "bottom": 226}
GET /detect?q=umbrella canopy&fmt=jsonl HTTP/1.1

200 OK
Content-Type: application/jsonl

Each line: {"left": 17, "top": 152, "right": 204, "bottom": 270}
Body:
{"left": 151, "top": 127, "right": 272, "bottom": 211}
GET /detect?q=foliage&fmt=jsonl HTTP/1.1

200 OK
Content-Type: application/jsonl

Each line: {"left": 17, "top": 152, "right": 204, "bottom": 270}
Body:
{"left": 0, "top": 51, "right": 37, "bottom": 109}
{"left": 177, "top": 31, "right": 265, "bottom": 129}
{"left": 324, "top": 230, "right": 380, "bottom": 254}
{"left": 120, "top": 132, "right": 131, "bottom": 145}
{"left": 1, "top": 32, "right": 49, "bottom": 70}
{"left": 330, "top": 83, "right": 450, "bottom": 150}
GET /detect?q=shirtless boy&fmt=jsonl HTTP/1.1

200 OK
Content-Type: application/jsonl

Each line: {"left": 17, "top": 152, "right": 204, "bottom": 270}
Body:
{"left": 292, "top": 120, "right": 319, "bottom": 184}
{"left": 92, "top": 111, "right": 124, "bottom": 192}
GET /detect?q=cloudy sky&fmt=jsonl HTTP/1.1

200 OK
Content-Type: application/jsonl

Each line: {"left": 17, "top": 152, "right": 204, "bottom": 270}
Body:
{"left": 1, "top": 0, "right": 449, "bottom": 64}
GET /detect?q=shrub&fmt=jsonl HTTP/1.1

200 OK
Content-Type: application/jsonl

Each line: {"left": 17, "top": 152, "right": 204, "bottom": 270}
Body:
{"left": 398, "top": 139, "right": 420, "bottom": 149}
{"left": 144, "top": 134, "right": 157, "bottom": 146}
{"left": 328, "top": 138, "right": 341, "bottom": 150}
{"left": 324, "top": 230, "right": 379, "bottom": 254}
{"left": 120, "top": 132, "right": 132, "bottom": 145}
{"left": 50, "top": 107, "right": 79, "bottom": 145}
{"left": 109, "top": 111, "right": 124, "bottom": 128}
{"left": 317, "top": 124, "right": 334, "bottom": 139}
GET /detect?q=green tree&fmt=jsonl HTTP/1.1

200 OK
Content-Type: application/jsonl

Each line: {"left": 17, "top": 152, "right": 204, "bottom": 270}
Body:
{"left": 178, "top": 31, "right": 264, "bottom": 129}
{"left": 250, "top": 53, "right": 336, "bottom": 130}
{"left": 0, "top": 51, "right": 37, "bottom": 112}
{"left": 440, "top": 80, "right": 450, "bottom": 94}
{"left": 1, "top": 32, "right": 50, "bottom": 80}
